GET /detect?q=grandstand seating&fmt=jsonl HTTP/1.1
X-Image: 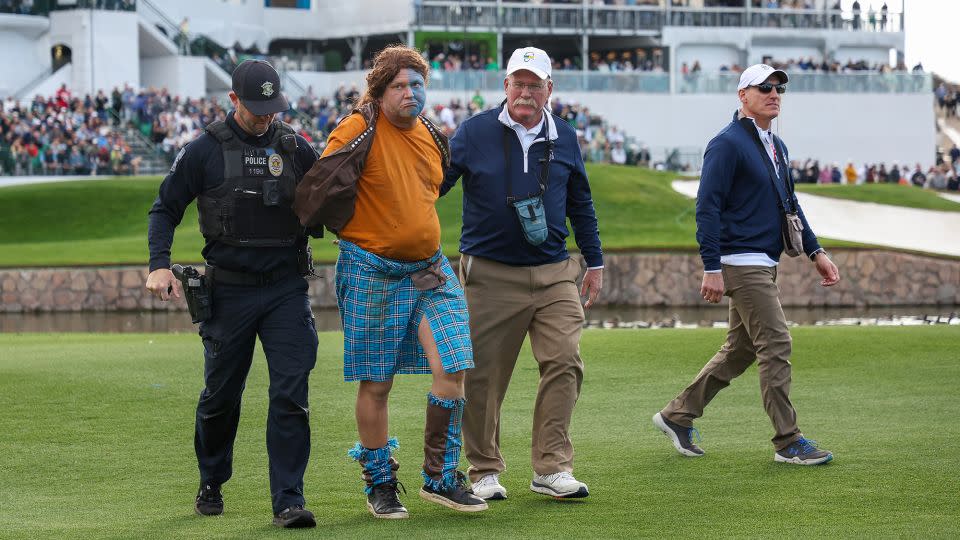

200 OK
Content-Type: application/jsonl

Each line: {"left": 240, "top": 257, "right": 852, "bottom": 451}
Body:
{"left": 0, "top": 1, "right": 933, "bottom": 170}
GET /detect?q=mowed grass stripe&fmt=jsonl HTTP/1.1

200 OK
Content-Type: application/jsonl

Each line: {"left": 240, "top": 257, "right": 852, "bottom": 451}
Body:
{"left": 0, "top": 327, "right": 957, "bottom": 539}
{"left": 796, "top": 182, "right": 960, "bottom": 213}
{"left": 7, "top": 166, "right": 955, "bottom": 267}
{"left": 0, "top": 166, "right": 700, "bottom": 267}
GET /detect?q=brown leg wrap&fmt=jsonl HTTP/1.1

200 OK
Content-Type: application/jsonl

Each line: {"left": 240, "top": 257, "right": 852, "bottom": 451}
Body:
{"left": 423, "top": 402, "right": 453, "bottom": 483}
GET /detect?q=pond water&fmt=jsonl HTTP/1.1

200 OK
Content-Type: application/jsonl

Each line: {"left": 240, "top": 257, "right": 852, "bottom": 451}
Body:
{"left": 1, "top": 305, "right": 957, "bottom": 333}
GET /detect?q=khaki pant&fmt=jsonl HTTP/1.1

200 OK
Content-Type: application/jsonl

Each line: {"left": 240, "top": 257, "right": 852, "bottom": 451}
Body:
{"left": 459, "top": 255, "right": 585, "bottom": 480}
{"left": 661, "top": 265, "right": 802, "bottom": 451}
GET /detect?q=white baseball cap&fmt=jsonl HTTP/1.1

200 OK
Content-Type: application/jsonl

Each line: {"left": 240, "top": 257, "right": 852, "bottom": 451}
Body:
{"left": 737, "top": 63, "right": 788, "bottom": 90}
{"left": 506, "top": 47, "right": 552, "bottom": 80}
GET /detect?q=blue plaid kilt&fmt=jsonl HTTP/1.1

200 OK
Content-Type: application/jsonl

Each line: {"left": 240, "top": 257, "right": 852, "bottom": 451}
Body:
{"left": 336, "top": 240, "right": 474, "bottom": 382}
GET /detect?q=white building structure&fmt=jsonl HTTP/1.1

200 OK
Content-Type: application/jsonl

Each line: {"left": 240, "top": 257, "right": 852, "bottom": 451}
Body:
{"left": 0, "top": 0, "right": 930, "bottom": 168}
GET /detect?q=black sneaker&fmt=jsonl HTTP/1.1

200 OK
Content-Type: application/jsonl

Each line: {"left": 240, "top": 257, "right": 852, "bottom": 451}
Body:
{"left": 419, "top": 471, "right": 488, "bottom": 512}
{"left": 272, "top": 505, "right": 317, "bottom": 528}
{"left": 195, "top": 483, "right": 223, "bottom": 516}
{"left": 775, "top": 437, "right": 833, "bottom": 465}
{"left": 367, "top": 481, "right": 409, "bottom": 519}
{"left": 653, "top": 412, "right": 705, "bottom": 457}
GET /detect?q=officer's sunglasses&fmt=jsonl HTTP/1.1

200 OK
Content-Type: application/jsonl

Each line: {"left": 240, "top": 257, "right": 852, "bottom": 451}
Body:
{"left": 751, "top": 83, "right": 787, "bottom": 94}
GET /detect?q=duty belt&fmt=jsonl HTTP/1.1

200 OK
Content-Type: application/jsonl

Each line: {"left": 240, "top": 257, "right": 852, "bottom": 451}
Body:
{"left": 205, "top": 264, "right": 296, "bottom": 287}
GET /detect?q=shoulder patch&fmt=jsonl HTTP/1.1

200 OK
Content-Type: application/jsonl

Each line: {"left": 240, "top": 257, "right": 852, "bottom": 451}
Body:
{"left": 170, "top": 147, "right": 187, "bottom": 174}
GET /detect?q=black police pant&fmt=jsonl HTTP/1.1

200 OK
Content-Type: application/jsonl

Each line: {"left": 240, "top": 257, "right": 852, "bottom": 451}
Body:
{"left": 194, "top": 274, "right": 318, "bottom": 515}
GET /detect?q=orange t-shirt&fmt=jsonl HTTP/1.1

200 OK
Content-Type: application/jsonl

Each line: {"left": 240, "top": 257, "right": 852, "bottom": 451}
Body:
{"left": 322, "top": 110, "right": 443, "bottom": 261}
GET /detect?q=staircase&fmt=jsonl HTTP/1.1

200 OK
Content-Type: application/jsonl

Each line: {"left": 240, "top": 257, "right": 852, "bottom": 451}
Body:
{"left": 124, "top": 131, "right": 170, "bottom": 176}
{"left": 934, "top": 97, "right": 960, "bottom": 162}
{"left": 136, "top": 0, "right": 233, "bottom": 94}
{"left": 109, "top": 111, "right": 170, "bottom": 176}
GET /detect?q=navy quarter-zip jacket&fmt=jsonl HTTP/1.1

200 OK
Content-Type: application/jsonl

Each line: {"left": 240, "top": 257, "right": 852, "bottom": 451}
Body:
{"left": 697, "top": 112, "right": 821, "bottom": 271}
{"left": 441, "top": 106, "right": 602, "bottom": 268}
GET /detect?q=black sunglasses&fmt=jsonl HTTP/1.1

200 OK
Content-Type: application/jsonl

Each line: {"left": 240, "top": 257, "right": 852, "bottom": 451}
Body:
{"left": 752, "top": 83, "right": 787, "bottom": 94}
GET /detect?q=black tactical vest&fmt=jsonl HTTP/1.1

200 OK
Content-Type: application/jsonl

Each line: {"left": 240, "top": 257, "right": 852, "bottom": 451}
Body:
{"left": 197, "top": 120, "right": 304, "bottom": 247}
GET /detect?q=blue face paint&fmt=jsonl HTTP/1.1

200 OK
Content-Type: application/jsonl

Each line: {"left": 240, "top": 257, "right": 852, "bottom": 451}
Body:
{"left": 405, "top": 69, "right": 426, "bottom": 117}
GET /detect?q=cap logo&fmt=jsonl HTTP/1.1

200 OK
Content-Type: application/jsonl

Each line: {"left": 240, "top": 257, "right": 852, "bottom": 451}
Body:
{"left": 523, "top": 52, "right": 535, "bottom": 62}
{"left": 261, "top": 82, "right": 274, "bottom": 97}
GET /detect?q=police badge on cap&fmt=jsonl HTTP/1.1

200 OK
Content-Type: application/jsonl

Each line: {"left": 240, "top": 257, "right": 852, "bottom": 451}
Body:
{"left": 231, "top": 60, "right": 289, "bottom": 115}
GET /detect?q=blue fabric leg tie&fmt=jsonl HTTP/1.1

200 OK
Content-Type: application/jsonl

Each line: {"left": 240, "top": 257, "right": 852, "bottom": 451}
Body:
{"left": 348, "top": 437, "right": 399, "bottom": 494}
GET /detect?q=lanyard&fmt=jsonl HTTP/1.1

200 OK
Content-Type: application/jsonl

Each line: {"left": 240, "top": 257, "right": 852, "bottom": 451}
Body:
{"left": 737, "top": 117, "right": 796, "bottom": 213}
{"left": 501, "top": 124, "right": 554, "bottom": 204}
{"left": 764, "top": 135, "right": 779, "bottom": 173}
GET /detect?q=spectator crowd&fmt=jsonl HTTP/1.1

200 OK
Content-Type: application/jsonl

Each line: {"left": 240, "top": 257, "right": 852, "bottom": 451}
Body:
{"left": 295, "top": 84, "right": 648, "bottom": 167}
{"left": 0, "top": 85, "right": 140, "bottom": 176}
{"left": 6, "top": 81, "right": 955, "bottom": 191}
{"left": 424, "top": 50, "right": 911, "bottom": 76}
{"left": 935, "top": 82, "right": 959, "bottom": 119}
{"left": 788, "top": 151, "right": 960, "bottom": 192}
{"left": 1, "top": 81, "right": 645, "bottom": 177}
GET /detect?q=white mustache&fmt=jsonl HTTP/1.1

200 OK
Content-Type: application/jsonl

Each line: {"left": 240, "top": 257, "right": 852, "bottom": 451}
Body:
{"left": 513, "top": 98, "right": 537, "bottom": 107}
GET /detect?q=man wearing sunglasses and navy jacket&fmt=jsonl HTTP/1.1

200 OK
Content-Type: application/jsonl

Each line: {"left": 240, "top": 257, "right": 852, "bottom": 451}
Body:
{"left": 653, "top": 64, "right": 841, "bottom": 466}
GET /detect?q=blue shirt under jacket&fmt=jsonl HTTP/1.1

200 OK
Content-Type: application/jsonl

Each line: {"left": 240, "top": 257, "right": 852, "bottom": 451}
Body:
{"left": 440, "top": 106, "right": 603, "bottom": 268}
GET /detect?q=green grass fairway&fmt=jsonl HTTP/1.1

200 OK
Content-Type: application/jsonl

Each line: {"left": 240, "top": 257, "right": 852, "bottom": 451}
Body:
{"left": 0, "top": 167, "right": 699, "bottom": 267}
{"left": 796, "top": 182, "right": 960, "bottom": 212}
{"left": 2, "top": 169, "right": 957, "bottom": 267}
{"left": 1, "top": 327, "right": 957, "bottom": 539}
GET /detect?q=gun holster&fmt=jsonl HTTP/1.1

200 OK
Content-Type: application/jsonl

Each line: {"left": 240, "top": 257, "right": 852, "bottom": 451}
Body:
{"left": 171, "top": 264, "right": 213, "bottom": 324}
{"left": 297, "top": 243, "right": 317, "bottom": 278}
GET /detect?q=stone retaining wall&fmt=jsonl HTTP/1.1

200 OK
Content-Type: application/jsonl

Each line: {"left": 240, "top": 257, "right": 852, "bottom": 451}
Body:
{"left": 1, "top": 249, "right": 957, "bottom": 313}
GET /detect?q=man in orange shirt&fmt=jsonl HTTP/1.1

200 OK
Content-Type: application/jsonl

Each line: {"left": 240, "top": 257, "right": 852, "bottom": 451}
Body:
{"left": 322, "top": 46, "right": 487, "bottom": 519}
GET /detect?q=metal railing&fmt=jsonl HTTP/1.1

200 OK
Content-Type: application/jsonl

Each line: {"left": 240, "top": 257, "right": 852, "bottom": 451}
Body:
{"left": 138, "top": 0, "right": 232, "bottom": 62}
{"left": 428, "top": 70, "right": 672, "bottom": 93}
{"left": 677, "top": 72, "right": 930, "bottom": 94}
{"left": 667, "top": 7, "right": 902, "bottom": 32}
{"left": 12, "top": 65, "right": 58, "bottom": 100}
{"left": 137, "top": 0, "right": 191, "bottom": 52}
{"left": 0, "top": 0, "right": 136, "bottom": 15}
{"left": 428, "top": 70, "right": 929, "bottom": 94}
{"left": 280, "top": 73, "right": 323, "bottom": 125}
{"left": 413, "top": 1, "right": 904, "bottom": 33}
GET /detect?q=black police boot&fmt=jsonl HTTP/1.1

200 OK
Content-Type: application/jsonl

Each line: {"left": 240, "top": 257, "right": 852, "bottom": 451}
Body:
{"left": 195, "top": 483, "right": 223, "bottom": 516}
{"left": 272, "top": 505, "right": 316, "bottom": 528}
{"left": 367, "top": 481, "right": 409, "bottom": 519}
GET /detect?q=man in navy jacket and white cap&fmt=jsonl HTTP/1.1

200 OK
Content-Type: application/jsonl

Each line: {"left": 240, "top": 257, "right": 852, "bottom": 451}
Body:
{"left": 441, "top": 46, "right": 602, "bottom": 500}
{"left": 653, "top": 63, "right": 840, "bottom": 466}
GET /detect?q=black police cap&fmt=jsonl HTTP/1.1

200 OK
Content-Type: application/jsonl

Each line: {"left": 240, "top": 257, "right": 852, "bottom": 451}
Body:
{"left": 231, "top": 59, "right": 290, "bottom": 116}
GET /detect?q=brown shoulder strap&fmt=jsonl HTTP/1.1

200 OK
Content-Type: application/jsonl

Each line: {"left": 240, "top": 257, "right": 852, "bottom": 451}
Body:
{"left": 418, "top": 114, "right": 450, "bottom": 169}
{"left": 349, "top": 102, "right": 378, "bottom": 130}
{"left": 324, "top": 103, "right": 376, "bottom": 158}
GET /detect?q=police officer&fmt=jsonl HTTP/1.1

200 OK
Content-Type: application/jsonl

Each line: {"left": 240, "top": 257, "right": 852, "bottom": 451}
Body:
{"left": 145, "top": 60, "right": 321, "bottom": 528}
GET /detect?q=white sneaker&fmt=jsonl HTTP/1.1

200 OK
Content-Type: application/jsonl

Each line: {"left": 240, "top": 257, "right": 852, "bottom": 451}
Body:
{"left": 530, "top": 472, "right": 589, "bottom": 499}
{"left": 470, "top": 474, "right": 507, "bottom": 500}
